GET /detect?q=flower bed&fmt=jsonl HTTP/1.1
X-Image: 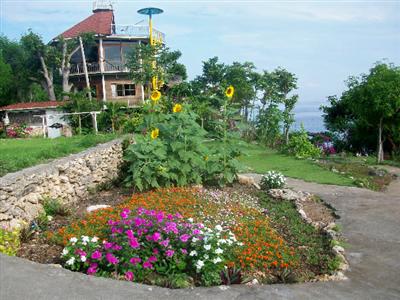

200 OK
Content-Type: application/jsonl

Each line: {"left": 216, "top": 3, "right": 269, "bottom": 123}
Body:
{"left": 50, "top": 187, "right": 298, "bottom": 286}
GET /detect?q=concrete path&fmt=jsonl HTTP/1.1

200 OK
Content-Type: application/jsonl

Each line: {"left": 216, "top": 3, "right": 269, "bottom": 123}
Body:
{"left": 1, "top": 174, "right": 400, "bottom": 300}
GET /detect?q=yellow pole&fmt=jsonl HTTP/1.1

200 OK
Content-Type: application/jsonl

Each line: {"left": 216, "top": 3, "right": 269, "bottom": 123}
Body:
{"left": 149, "top": 14, "right": 158, "bottom": 91}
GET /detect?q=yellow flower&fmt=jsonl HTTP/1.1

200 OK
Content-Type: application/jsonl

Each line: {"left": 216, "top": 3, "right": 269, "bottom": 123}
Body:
{"left": 150, "top": 90, "right": 161, "bottom": 102}
{"left": 204, "top": 156, "right": 209, "bottom": 161}
{"left": 150, "top": 128, "right": 159, "bottom": 139}
{"left": 225, "top": 85, "right": 235, "bottom": 98}
{"left": 173, "top": 103, "right": 183, "bottom": 113}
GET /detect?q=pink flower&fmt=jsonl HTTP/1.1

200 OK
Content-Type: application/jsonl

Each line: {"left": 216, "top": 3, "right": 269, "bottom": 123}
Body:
{"left": 152, "top": 232, "right": 161, "bottom": 241}
{"left": 181, "top": 249, "right": 188, "bottom": 255}
{"left": 120, "top": 208, "right": 130, "bottom": 219}
{"left": 125, "top": 271, "right": 134, "bottom": 281}
{"left": 166, "top": 250, "right": 175, "bottom": 257}
{"left": 91, "top": 250, "right": 102, "bottom": 260}
{"left": 156, "top": 211, "right": 164, "bottom": 223}
{"left": 134, "top": 217, "right": 143, "bottom": 226}
{"left": 192, "top": 229, "right": 200, "bottom": 235}
{"left": 113, "top": 244, "right": 122, "bottom": 251}
{"left": 75, "top": 249, "right": 87, "bottom": 257}
{"left": 126, "top": 230, "right": 134, "bottom": 239}
{"left": 87, "top": 263, "right": 98, "bottom": 275}
{"left": 148, "top": 256, "right": 157, "bottom": 262}
{"left": 143, "top": 261, "right": 153, "bottom": 269}
{"left": 129, "top": 238, "right": 140, "bottom": 249}
{"left": 129, "top": 257, "right": 142, "bottom": 265}
{"left": 153, "top": 248, "right": 159, "bottom": 255}
{"left": 160, "top": 239, "right": 169, "bottom": 247}
{"left": 137, "top": 207, "right": 145, "bottom": 215}
{"left": 180, "top": 234, "right": 190, "bottom": 242}
{"left": 106, "top": 253, "right": 119, "bottom": 265}
{"left": 104, "top": 242, "right": 113, "bottom": 249}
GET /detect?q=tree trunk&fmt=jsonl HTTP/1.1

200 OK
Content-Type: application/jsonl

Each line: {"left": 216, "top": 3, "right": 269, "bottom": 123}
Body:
{"left": 79, "top": 37, "right": 92, "bottom": 101}
{"left": 39, "top": 56, "right": 56, "bottom": 101}
{"left": 284, "top": 125, "right": 290, "bottom": 145}
{"left": 377, "top": 117, "right": 384, "bottom": 163}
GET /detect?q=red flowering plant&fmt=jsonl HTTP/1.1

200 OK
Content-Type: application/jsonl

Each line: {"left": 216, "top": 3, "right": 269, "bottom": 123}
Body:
{"left": 6, "top": 123, "right": 33, "bottom": 138}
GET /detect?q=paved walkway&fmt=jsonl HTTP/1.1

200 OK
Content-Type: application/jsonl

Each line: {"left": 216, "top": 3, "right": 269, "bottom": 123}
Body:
{"left": 1, "top": 173, "right": 400, "bottom": 299}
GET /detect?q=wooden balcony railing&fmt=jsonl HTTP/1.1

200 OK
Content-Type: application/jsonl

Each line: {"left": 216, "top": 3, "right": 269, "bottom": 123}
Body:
{"left": 70, "top": 61, "right": 129, "bottom": 75}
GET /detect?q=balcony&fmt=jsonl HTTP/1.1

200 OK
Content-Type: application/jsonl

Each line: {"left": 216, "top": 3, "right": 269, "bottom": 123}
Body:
{"left": 70, "top": 61, "right": 129, "bottom": 76}
{"left": 111, "top": 25, "right": 165, "bottom": 42}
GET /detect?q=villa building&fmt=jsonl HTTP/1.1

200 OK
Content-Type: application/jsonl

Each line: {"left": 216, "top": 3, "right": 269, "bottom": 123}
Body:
{"left": 58, "top": 2, "right": 165, "bottom": 106}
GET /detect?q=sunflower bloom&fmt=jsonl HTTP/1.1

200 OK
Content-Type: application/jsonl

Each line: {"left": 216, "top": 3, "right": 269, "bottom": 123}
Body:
{"left": 150, "top": 128, "right": 159, "bottom": 139}
{"left": 150, "top": 90, "right": 161, "bottom": 102}
{"left": 225, "top": 85, "right": 234, "bottom": 98}
{"left": 173, "top": 103, "right": 183, "bottom": 113}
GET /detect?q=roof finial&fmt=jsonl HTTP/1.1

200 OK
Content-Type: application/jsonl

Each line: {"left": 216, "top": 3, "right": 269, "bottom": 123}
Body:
{"left": 93, "top": 0, "right": 113, "bottom": 13}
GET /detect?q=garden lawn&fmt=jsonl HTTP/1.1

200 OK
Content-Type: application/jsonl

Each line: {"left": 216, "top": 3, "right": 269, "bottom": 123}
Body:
{"left": 232, "top": 140, "right": 355, "bottom": 186}
{"left": 0, "top": 134, "right": 118, "bottom": 177}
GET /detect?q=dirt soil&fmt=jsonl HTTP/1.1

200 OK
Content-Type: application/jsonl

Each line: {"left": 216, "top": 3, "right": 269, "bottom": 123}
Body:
{"left": 17, "top": 186, "right": 134, "bottom": 264}
{"left": 302, "top": 198, "right": 337, "bottom": 226}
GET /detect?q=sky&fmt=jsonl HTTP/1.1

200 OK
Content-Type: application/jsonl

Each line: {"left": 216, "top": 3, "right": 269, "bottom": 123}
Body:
{"left": 1, "top": 0, "right": 400, "bottom": 120}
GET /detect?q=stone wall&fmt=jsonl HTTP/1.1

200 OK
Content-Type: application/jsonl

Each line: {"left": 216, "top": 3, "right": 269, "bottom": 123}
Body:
{"left": 0, "top": 138, "right": 124, "bottom": 228}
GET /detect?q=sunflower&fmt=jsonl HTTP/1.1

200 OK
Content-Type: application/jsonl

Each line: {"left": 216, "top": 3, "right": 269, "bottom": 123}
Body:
{"left": 225, "top": 85, "right": 235, "bottom": 98}
{"left": 150, "top": 128, "right": 159, "bottom": 139}
{"left": 172, "top": 103, "right": 183, "bottom": 113}
{"left": 150, "top": 90, "right": 161, "bottom": 102}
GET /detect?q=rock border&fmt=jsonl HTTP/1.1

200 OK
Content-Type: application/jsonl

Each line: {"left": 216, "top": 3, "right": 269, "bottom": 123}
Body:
{"left": 267, "top": 188, "right": 349, "bottom": 281}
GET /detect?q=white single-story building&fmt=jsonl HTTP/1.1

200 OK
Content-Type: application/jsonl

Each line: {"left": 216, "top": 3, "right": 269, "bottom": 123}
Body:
{"left": 0, "top": 101, "right": 71, "bottom": 138}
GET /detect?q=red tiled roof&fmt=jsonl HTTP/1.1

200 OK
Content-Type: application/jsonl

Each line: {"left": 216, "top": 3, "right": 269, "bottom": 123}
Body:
{"left": 0, "top": 101, "right": 65, "bottom": 111}
{"left": 60, "top": 10, "right": 114, "bottom": 39}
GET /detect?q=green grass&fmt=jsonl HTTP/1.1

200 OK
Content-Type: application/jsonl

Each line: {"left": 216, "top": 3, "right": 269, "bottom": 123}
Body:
{"left": 233, "top": 140, "right": 355, "bottom": 186}
{"left": 0, "top": 134, "right": 118, "bottom": 177}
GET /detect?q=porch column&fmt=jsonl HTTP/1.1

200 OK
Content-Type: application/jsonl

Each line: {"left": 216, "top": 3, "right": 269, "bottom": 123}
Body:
{"left": 99, "top": 38, "right": 107, "bottom": 105}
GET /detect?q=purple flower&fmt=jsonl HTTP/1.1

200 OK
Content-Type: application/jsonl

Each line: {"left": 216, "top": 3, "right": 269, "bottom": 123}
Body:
{"left": 137, "top": 207, "right": 145, "bottom": 215}
{"left": 181, "top": 249, "right": 188, "bottom": 255}
{"left": 148, "top": 256, "right": 157, "bottom": 262}
{"left": 129, "top": 238, "right": 140, "bottom": 249}
{"left": 106, "top": 253, "right": 119, "bottom": 265}
{"left": 167, "top": 214, "right": 174, "bottom": 220}
{"left": 75, "top": 249, "right": 87, "bottom": 257}
{"left": 87, "top": 263, "right": 98, "bottom": 275}
{"left": 125, "top": 271, "right": 134, "bottom": 281}
{"left": 166, "top": 250, "right": 175, "bottom": 257}
{"left": 143, "top": 261, "right": 153, "bottom": 269}
{"left": 134, "top": 217, "right": 143, "bottom": 226}
{"left": 180, "top": 234, "right": 190, "bottom": 243}
{"left": 130, "top": 257, "right": 142, "bottom": 265}
{"left": 153, "top": 248, "right": 159, "bottom": 255}
{"left": 91, "top": 250, "right": 102, "bottom": 260}
{"left": 156, "top": 211, "right": 164, "bottom": 223}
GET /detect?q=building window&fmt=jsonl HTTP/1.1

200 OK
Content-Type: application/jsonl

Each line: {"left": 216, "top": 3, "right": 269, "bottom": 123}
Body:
{"left": 111, "top": 84, "right": 136, "bottom": 97}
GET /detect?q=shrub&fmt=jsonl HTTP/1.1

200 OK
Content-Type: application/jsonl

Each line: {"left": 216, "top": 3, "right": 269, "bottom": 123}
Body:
{"left": 42, "top": 197, "right": 70, "bottom": 216}
{"left": 0, "top": 226, "right": 20, "bottom": 256}
{"left": 260, "top": 171, "right": 286, "bottom": 190}
{"left": 61, "top": 207, "right": 240, "bottom": 287}
{"left": 6, "top": 124, "right": 32, "bottom": 138}
{"left": 284, "top": 127, "right": 322, "bottom": 159}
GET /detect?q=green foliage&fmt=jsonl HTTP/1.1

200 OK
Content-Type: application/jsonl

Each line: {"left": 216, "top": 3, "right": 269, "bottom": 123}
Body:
{"left": 42, "top": 197, "right": 70, "bottom": 216}
{"left": 284, "top": 127, "right": 322, "bottom": 159}
{"left": 321, "top": 62, "right": 400, "bottom": 161}
{"left": 0, "top": 226, "right": 20, "bottom": 256}
{"left": 260, "top": 171, "right": 286, "bottom": 190}
{"left": 256, "top": 104, "right": 283, "bottom": 147}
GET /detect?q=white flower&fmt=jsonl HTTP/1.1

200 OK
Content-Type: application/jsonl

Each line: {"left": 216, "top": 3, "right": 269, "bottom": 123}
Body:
{"left": 66, "top": 257, "right": 75, "bottom": 265}
{"left": 69, "top": 237, "right": 78, "bottom": 244}
{"left": 204, "top": 244, "right": 211, "bottom": 251}
{"left": 195, "top": 260, "right": 204, "bottom": 270}
{"left": 80, "top": 256, "right": 87, "bottom": 262}
{"left": 189, "top": 250, "right": 198, "bottom": 257}
{"left": 91, "top": 237, "right": 99, "bottom": 243}
{"left": 218, "top": 239, "right": 226, "bottom": 245}
{"left": 81, "top": 235, "right": 90, "bottom": 243}
{"left": 192, "top": 237, "right": 199, "bottom": 243}
{"left": 238, "top": 242, "right": 244, "bottom": 246}
{"left": 213, "top": 257, "right": 222, "bottom": 264}
{"left": 61, "top": 248, "right": 69, "bottom": 256}
{"left": 215, "top": 225, "right": 223, "bottom": 231}
{"left": 187, "top": 218, "right": 194, "bottom": 223}
{"left": 204, "top": 254, "right": 209, "bottom": 260}
{"left": 47, "top": 215, "right": 53, "bottom": 221}
{"left": 215, "top": 248, "right": 223, "bottom": 254}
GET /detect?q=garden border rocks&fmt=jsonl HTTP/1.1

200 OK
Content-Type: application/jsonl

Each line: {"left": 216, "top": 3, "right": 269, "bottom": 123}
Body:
{"left": 0, "top": 138, "right": 125, "bottom": 228}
